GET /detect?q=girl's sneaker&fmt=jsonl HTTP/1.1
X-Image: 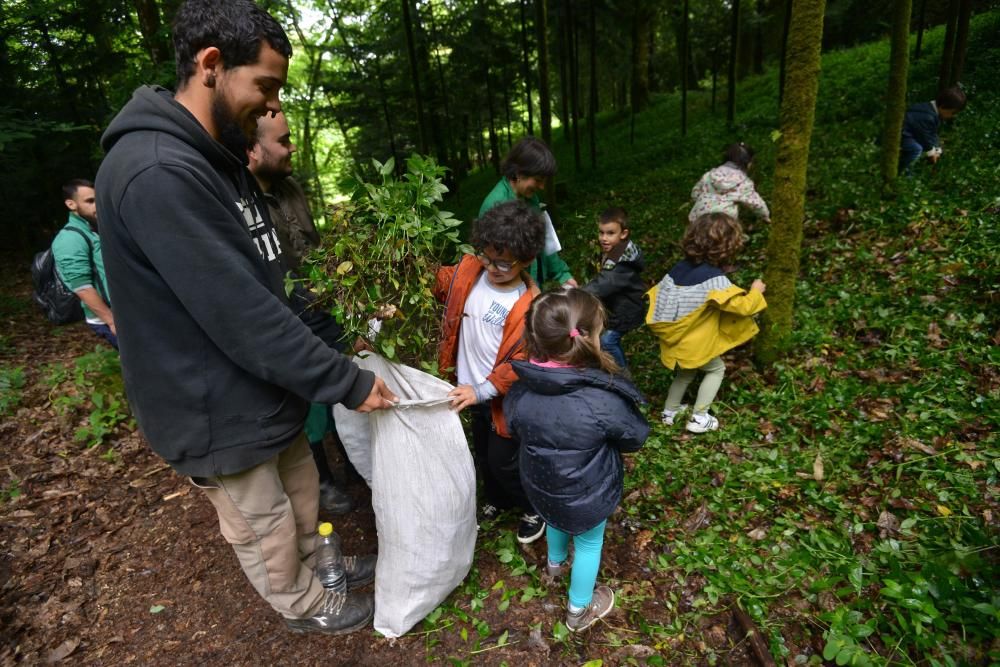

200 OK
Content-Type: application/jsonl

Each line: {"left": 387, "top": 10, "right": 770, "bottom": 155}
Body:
{"left": 686, "top": 412, "right": 719, "bottom": 433}
{"left": 566, "top": 586, "right": 615, "bottom": 632}
{"left": 661, "top": 404, "right": 688, "bottom": 426}
{"left": 546, "top": 555, "right": 572, "bottom": 578}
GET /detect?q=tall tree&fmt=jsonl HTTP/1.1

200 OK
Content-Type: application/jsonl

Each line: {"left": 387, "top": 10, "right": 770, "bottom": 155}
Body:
{"left": 520, "top": 0, "right": 534, "bottom": 135}
{"left": 535, "top": 0, "right": 553, "bottom": 145}
{"left": 756, "top": 0, "right": 827, "bottom": 364}
{"left": 727, "top": 0, "right": 741, "bottom": 125}
{"left": 937, "top": 0, "right": 959, "bottom": 92}
{"left": 588, "top": 0, "right": 597, "bottom": 168}
{"left": 778, "top": 0, "right": 793, "bottom": 104}
{"left": 680, "top": 0, "right": 690, "bottom": 136}
{"left": 913, "top": 0, "right": 928, "bottom": 59}
{"left": 630, "top": 0, "right": 652, "bottom": 112}
{"left": 568, "top": 0, "right": 582, "bottom": 170}
{"left": 880, "top": 0, "right": 913, "bottom": 187}
{"left": 132, "top": 0, "right": 171, "bottom": 68}
{"left": 557, "top": 0, "right": 571, "bottom": 142}
{"left": 401, "top": 0, "right": 429, "bottom": 154}
{"left": 950, "top": 0, "right": 973, "bottom": 84}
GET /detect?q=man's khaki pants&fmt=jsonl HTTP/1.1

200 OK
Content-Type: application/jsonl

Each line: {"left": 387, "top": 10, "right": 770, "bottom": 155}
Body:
{"left": 194, "top": 432, "right": 325, "bottom": 619}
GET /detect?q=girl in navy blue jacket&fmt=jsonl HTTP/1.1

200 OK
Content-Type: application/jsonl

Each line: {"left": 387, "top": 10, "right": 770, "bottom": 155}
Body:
{"left": 505, "top": 288, "right": 650, "bottom": 632}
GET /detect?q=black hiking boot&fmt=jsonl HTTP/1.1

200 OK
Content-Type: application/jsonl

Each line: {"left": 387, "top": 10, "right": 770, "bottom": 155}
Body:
{"left": 285, "top": 589, "right": 374, "bottom": 636}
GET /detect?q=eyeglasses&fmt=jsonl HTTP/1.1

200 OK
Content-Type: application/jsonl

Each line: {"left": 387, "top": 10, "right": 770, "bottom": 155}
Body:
{"left": 476, "top": 252, "right": 519, "bottom": 273}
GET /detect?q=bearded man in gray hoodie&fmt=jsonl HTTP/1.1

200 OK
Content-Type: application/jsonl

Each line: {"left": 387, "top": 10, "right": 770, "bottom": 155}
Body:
{"left": 96, "top": 0, "right": 396, "bottom": 636}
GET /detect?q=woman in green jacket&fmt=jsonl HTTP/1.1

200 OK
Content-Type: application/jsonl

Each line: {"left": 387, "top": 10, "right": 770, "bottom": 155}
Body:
{"left": 479, "top": 138, "right": 576, "bottom": 287}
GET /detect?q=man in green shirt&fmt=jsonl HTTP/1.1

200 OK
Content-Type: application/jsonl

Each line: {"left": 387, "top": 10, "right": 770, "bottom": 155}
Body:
{"left": 51, "top": 179, "right": 116, "bottom": 348}
{"left": 479, "top": 138, "right": 576, "bottom": 287}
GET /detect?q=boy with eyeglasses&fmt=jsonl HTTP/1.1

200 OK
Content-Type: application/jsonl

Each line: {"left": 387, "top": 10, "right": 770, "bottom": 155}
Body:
{"left": 434, "top": 200, "right": 547, "bottom": 544}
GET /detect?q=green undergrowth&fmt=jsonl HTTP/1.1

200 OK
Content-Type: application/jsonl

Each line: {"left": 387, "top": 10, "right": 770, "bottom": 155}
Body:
{"left": 441, "top": 11, "right": 999, "bottom": 666}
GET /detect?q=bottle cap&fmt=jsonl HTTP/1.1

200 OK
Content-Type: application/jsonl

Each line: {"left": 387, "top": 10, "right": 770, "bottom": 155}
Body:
{"left": 318, "top": 522, "right": 333, "bottom": 537}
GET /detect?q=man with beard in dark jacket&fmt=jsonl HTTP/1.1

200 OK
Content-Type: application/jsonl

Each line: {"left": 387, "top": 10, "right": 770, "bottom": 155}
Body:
{"left": 582, "top": 207, "right": 646, "bottom": 370}
{"left": 95, "top": 0, "right": 397, "bottom": 637}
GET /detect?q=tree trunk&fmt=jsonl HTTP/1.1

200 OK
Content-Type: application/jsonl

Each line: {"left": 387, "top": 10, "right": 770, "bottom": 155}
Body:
{"left": 778, "top": 0, "right": 792, "bottom": 105}
{"left": 950, "top": 0, "right": 973, "bottom": 84}
{"left": 755, "top": 0, "right": 827, "bottom": 365}
{"left": 521, "top": 0, "right": 535, "bottom": 135}
{"left": 558, "top": 0, "right": 571, "bottom": 142}
{"left": 913, "top": 0, "right": 928, "bottom": 59}
{"left": 937, "top": 0, "right": 959, "bottom": 92}
{"left": 630, "top": 0, "right": 651, "bottom": 112}
{"left": 711, "top": 46, "right": 719, "bottom": 113}
{"left": 413, "top": 3, "right": 449, "bottom": 168}
{"left": 401, "top": 0, "right": 429, "bottom": 154}
{"left": 648, "top": 18, "right": 657, "bottom": 92}
{"left": 727, "top": 0, "right": 741, "bottom": 125}
{"left": 485, "top": 68, "right": 501, "bottom": 174}
{"left": 428, "top": 5, "right": 455, "bottom": 170}
{"left": 132, "top": 0, "right": 171, "bottom": 67}
{"left": 680, "top": 0, "right": 689, "bottom": 136}
{"left": 569, "top": 0, "right": 581, "bottom": 170}
{"left": 880, "top": 0, "right": 912, "bottom": 187}
{"left": 535, "top": 0, "right": 553, "bottom": 145}
{"left": 588, "top": 0, "right": 597, "bottom": 168}
{"left": 502, "top": 68, "right": 513, "bottom": 150}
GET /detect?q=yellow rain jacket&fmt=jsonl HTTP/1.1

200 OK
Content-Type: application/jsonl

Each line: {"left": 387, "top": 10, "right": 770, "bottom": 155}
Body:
{"left": 645, "top": 261, "right": 766, "bottom": 369}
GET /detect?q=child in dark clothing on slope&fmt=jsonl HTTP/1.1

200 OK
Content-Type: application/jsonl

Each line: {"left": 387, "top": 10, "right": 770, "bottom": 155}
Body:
{"left": 505, "top": 288, "right": 649, "bottom": 632}
{"left": 900, "top": 86, "right": 967, "bottom": 173}
{"left": 582, "top": 207, "right": 646, "bottom": 369}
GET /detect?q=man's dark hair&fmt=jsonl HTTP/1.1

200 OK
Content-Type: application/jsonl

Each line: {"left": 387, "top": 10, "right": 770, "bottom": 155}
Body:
{"left": 501, "top": 137, "right": 557, "bottom": 181}
{"left": 172, "top": 0, "right": 293, "bottom": 85}
{"left": 936, "top": 86, "right": 967, "bottom": 112}
{"left": 722, "top": 142, "right": 755, "bottom": 171}
{"left": 471, "top": 200, "right": 545, "bottom": 262}
{"left": 599, "top": 207, "right": 629, "bottom": 231}
{"left": 62, "top": 179, "right": 94, "bottom": 200}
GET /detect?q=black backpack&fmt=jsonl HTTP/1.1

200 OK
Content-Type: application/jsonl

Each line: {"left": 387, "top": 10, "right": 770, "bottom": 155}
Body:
{"left": 31, "top": 227, "right": 95, "bottom": 325}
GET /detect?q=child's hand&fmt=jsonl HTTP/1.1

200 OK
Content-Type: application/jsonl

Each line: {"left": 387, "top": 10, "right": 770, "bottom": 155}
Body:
{"left": 447, "top": 384, "right": 477, "bottom": 412}
{"left": 751, "top": 279, "right": 766, "bottom": 293}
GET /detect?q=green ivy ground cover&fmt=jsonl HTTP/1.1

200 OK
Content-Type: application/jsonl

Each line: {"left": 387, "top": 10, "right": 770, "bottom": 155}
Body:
{"left": 447, "top": 12, "right": 998, "bottom": 665}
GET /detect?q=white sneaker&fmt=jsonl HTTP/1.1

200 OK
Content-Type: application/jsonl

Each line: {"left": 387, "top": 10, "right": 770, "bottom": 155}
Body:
{"left": 661, "top": 404, "right": 688, "bottom": 426}
{"left": 686, "top": 412, "right": 719, "bottom": 433}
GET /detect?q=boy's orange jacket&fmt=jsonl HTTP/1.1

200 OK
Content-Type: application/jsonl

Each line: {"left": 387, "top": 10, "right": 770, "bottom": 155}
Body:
{"left": 434, "top": 254, "right": 539, "bottom": 438}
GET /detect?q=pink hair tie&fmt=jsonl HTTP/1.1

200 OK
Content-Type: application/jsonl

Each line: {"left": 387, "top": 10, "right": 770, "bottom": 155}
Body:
{"left": 569, "top": 328, "right": 580, "bottom": 338}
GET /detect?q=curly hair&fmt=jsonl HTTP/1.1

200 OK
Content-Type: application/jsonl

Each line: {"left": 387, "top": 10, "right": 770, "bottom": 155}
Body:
{"left": 683, "top": 213, "right": 745, "bottom": 266}
{"left": 524, "top": 288, "right": 619, "bottom": 374}
{"left": 471, "top": 200, "right": 545, "bottom": 263}
{"left": 173, "top": 0, "right": 292, "bottom": 86}
{"left": 501, "top": 137, "right": 557, "bottom": 180}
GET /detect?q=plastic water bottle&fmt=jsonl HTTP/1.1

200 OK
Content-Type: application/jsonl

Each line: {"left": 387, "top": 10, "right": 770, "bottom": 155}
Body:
{"left": 315, "top": 522, "right": 346, "bottom": 593}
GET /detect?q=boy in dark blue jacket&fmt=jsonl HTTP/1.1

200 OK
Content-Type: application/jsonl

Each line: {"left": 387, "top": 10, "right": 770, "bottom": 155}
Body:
{"left": 900, "top": 86, "right": 967, "bottom": 172}
{"left": 582, "top": 208, "right": 645, "bottom": 369}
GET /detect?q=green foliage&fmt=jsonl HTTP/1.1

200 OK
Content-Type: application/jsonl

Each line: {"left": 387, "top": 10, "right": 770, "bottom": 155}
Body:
{"left": 298, "top": 154, "right": 470, "bottom": 368}
{"left": 43, "top": 347, "right": 132, "bottom": 449}
{"left": 0, "top": 365, "right": 26, "bottom": 416}
{"left": 440, "top": 10, "right": 999, "bottom": 665}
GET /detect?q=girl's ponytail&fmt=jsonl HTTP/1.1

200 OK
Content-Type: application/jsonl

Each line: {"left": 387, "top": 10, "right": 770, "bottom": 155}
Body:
{"left": 525, "top": 288, "right": 620, "bottom": 374}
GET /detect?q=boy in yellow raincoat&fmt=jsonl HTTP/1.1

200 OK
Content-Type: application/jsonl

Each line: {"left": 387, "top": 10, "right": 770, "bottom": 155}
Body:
{"left": 646, "top": 213, "right": 766, "bottom": 433}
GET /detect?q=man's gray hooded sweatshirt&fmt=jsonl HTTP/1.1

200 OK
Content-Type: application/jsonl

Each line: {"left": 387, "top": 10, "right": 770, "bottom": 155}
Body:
{"left": 96, "top": 86, "right": 374, "bottom": 477}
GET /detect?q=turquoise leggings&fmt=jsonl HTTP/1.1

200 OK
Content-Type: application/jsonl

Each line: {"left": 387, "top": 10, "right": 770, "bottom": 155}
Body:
{"left": 547, "top": 520, "right": 607, "bottom": 608}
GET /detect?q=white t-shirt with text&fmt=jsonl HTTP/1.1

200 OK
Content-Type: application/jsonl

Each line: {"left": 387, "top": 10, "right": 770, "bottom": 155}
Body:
{"left": 457, "top": 272, "right": 526, "bottom": 387}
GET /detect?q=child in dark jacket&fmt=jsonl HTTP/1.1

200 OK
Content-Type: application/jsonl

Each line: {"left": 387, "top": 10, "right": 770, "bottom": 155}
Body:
{"left": 900, "top": 86, "right": 967, "bottom": 172}
{"left": 505, "top": 288, "right": 650, "bottom": 633}
{"left": 582, "top": 207, "right": 646, "bottom": 369}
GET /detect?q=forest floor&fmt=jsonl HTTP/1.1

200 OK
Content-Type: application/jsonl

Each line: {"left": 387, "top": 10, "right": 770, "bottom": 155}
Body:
{"left": 0, "top": 261, "right": 766, "bottom": 666}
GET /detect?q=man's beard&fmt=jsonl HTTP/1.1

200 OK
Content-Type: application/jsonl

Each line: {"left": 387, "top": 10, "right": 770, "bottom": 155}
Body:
{"left": 211, "top": 93, "right": 252, "bottom": 157}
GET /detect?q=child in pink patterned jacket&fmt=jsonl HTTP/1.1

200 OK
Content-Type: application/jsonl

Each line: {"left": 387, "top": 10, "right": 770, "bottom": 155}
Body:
{"left": 688, "top": 143, "right": 770, "bottom": 225}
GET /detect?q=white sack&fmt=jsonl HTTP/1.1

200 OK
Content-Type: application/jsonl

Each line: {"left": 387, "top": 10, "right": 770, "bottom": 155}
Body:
{"left": 337, "top": 353, "right": 476, "bottom": 638}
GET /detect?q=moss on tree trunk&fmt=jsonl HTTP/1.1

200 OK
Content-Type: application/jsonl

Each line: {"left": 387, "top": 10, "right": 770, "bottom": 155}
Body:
{"left": 880, "top": 0, "right": 913, "bottom": 186}
{"left": 755, "top": 0, "right": 826, "bottom": 366}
